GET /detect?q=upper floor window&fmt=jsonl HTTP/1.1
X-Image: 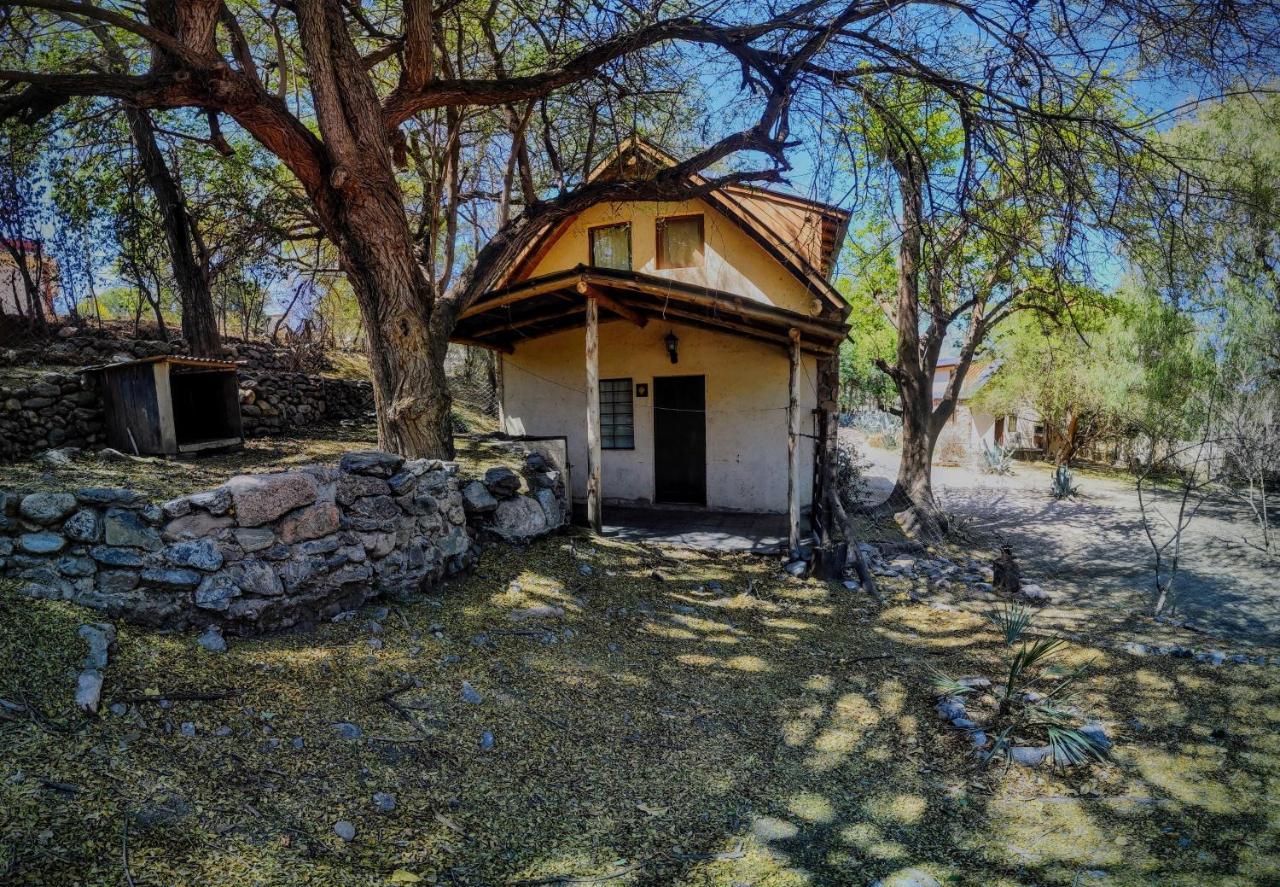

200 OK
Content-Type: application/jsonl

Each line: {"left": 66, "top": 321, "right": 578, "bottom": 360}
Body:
{"left": 589, "top": 223, "right": 632, "bottom": 271}
{"left": 656, "top": 214, "right": 704, "bottom": 269}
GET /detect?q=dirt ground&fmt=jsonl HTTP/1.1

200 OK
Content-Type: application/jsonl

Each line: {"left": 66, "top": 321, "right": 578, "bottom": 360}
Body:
{"left": 3, "top": 535, "right": 1279, "bottom": 886}
{"left": 850, "top": 435, "right": 1280, "bottom": 647}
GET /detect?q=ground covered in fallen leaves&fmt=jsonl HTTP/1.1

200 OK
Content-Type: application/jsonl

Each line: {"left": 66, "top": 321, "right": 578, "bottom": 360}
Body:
{"left": 2, "top": 533, "right": 1278, "bottom": 886}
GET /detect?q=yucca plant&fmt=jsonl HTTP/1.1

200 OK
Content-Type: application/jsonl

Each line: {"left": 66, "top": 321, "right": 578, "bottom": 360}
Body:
{"left": 990, "top": 603, "right": 1032, "bottom": 646}
{"left": 929, "top": 669, "right": 976, "bottom": 699}
{"left": 980, "top": 444, "right": 1015, "bottom": 475}
{"left": 1050, "top": 465, "right": 1079, "bottom": 499}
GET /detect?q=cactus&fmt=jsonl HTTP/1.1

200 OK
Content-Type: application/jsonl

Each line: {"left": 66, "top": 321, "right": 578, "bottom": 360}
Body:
{"left": 1050, "top": 465, "right": 1079, "bottom": 499}
{"left": 980, "top": 444, "right": 1015, "bottom": 475}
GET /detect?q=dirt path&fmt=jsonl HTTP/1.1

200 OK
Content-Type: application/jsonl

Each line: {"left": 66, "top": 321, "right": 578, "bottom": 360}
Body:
{"left": 851, "top": 435, "right": 1280, "bottom": 646}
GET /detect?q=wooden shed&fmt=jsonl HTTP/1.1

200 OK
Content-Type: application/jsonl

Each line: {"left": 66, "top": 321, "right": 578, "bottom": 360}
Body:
{"left": 85, "top": 355, "right": 244, "bottom": 456}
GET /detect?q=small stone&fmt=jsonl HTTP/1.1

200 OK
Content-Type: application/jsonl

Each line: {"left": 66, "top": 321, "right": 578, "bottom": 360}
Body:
{"left": 482, "top": 466, "right": 522, "bottom": 497}
{"left": 577, "top": 563, "right": 593, "bottom": 576}
{"left": 142, "top": 567, "right": 204, "bottom": 589}
{"left": 1021, "top": 583, "right": 1051, "bottom": 602}
{"left": 340, "top": 450, "right": 405, "bottom": 478}
{"left": 109, "top": 702, "right": 128, "bottom": 716}
{"left": 333, "top": 820, "right": 356, "bottom": 841}
{"left": 103, "top": 508, "right": 161, "bottom": 550}
{"left": 165, "top": 539, "right": 224, "bottom": 571}
{"left": 332, "top": 722, "right": 363, "bottom": 740}
{"left": 291, "top": 737, "right": 305, "bottom": 749}
{"left": 372, "top": 791, "right": 397, "bottom": 813}
{"left": 869, "top": 867, "right": 942, "bottom": 887}
{"left": 75, "top": 669, "right": 103, "bottom": 714}
{"left": 951, "top": 717, "right": 977, "bottom": 730}
{"left": 461, "top": 480, "right": 499, "bottom": 514}
{"left": 63, "top": 509, "right": 102, "bottom": 543}
{"left": 957, "top": 676, "right": 991, "bottom": 690}
{"left": 783, "top": 560, "right": 807, "bottom": 577}
{"left": 213, "top": 726, "right": 232, "bottom": 737}
{"left": 508, "top": 604, "right": 564, "bottom": 622}
{"left": 19, "top": 532, "right": 66, "bottom": 555}
{"left": 461, "top": 681, "right": 483, "bottom": 704}
{"left": 90, "top": 545, "right": 145, "bottom": 567}
{"left": 1009, "top": 745, "right": 1052, "bottom": 767}
{"left": 189, "top": 487, "right": 232, "bottom": 515}
{"left": 479, "top": 730, "right": 495, "bottom": 751}
{"left": 197, "top": 626, "right": 227, "bottom": 653}
{"left": 77, "top": 623, "right": 116, "bottom": 670}
{"left": 936, "top": 697, "right": 967, "bottom": 721}
{"left": 180, "top": 722, "right": 196, "bottom": 737}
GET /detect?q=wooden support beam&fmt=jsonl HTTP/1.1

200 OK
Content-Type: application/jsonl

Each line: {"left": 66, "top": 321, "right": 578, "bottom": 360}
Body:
{"left": 585, "top": 296, "right": 602, "bottom": 533}
{"left": 632, "top": 303, "right": 838, "bottom": 355}
{"left": 464, "top": 302, "right": 584, "bottom": 339}
{"left": 459, "top": 272, "right": 581, "bottom": 319}
{"left": 787, "top": 328, "right": 802, "bottom": 556}
{"left": 576, "top": 281, "right": 648, "bottom": 327}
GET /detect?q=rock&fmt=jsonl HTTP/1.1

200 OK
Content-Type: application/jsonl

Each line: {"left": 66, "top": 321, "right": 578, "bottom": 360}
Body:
{"left": 77, "top": 488, "right": 147, "bottom": 508}
{"left": 98, "top": 569, "right": 140, "bottom": 593}
{"left": 291, "top": 737, "right": 305, "bottom": 749}
{"left": 335, "top": 474, "right": 391, "bottom": 505}
{"left": 1009, "top": 745, "right": 1052, "bottom": 767}
{"left": 386, "top": 471, "right": 417, "bottom": 496}
{"left": 109, "top": 702, "right": 128, "bottom": 716}
{"left": 332, "top": 722, "right": 363, "bottom": 740}
{"left": 278, "top": 502, "right": 340, "bottom": 543}
{"left": 936, "top": 697, "right": 967, "bottom": 721}
{"left": 479, "top": 730, "right": 495, "bottom": 751}
{"left": 783, "top": 560, "right": 807, "bottom": 577}
{"left": 63, "top": 509, "right": 101, "bottom": 543}
{"left": 197, "top": 625, "right": 227, "bottom": 653}
{"left": 957, "top": 676, "right": 991, "bottom": 690}
{"left": 489, "top": 495, "right": 548, "bottom": 541}
{"left": 194, "top": 574, "right": 240, "bottom": 610}
{"left": 1080, "top": 722, "right": 1112, "bottom": 750}
{"left": 189, "top": 487, "right": 232, "bottom": 515}
{"left": 461, "top": 681, "right": 483, "bottom": 704}
{"left": 508, "top": 604, "right": 564, "bottom": 622}
{"left": 577, "top": 563, "right": 593, "bottom": 576}
{"left": 180, "top": 721, "right": 196, "bottom": 737}
{"left": 103, "top": 508, "right": 162, "bottom": 549}
{"left": 165, "top": 539, "right": 224, "bottom": 572}
{"left": 372, "top": 792, "right": 397, "bottom": 813}
{"left": 78, "top": 623, "right": 116, "bottom": 669}
{"left": 951, "top": 717, "right": 977, "bottom": 730}
{"left": 75, "top": 669, "right": 103, "bottom": 714}
{"left": 869, "top": 867, "right": 942, "bottom": 887}
{"left": 225, "top": 472, "right": 319, "bottom": 527}
{"left": 461, "top": 480, "right": 498, "bottom": 514}
{"left": 340, "top": 450, "right": 405, "bottom": 478}
{"left": 141, "top": 567, "right": 203, "bottom": 589}
{"left": 132, "top": 792, "right": 191, "bottom": 828}
{"left": 19, "top": 532, "right": 66, "bottom": 555}
{"left": 37, "top": 447, "right": 76, "bottom": 466}
{"left": 90, "top": 545, "right": 145, "bottom": 567}
{"left": 161, "top": 497, "right": 193, "bottom": 519}
{"left": 161, "top": 512, "right": 235, "bottom": 541}
{"left": 970, "top": 731, "right": 989, "bottom": 749}
{"left": 1122, "top": 642, "right": 1150, "bottom": 657}
{"left": 232, "top": 527, "right": 276, "bottom": 552}
{"left": 333, "top": 820, "right": 356, "bottom": 841}
{"left": 20, "top": 492, "right": 78, "bottom": 525}
{"left": 483, "top": 466, "right": 522, "bottom": 497}
{"left": 228, "top": 558, "right": 283, "bottom": 597}
{"left": 1021, "top": 583, "right": 1051, "bottom": 602}
{"left": 533, "top": 488, "right": 562, "bottom": 528}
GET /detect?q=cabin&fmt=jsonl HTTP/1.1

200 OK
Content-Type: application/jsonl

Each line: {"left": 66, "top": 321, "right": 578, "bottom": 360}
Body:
{"left": 932, "top": 357, "right": 1045, "bottom": 464}
{"left": 453, "top": 139, "right": 852, "bottom": 549}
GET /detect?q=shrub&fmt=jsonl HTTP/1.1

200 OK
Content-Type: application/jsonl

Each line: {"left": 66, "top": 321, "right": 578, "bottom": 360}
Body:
{"left": 1050, "top": 465, "right": 1079, "bottom": 499}
{"left": 980, "top": 444, "right": 1015, "bottom": 475}
{"left": 834, "top": 438, "right": 871, "bottom": 515}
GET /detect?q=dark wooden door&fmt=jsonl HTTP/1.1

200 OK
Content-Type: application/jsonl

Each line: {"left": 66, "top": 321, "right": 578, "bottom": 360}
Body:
{"left": 653, "top": 375, "right": 706, "bottom": 504}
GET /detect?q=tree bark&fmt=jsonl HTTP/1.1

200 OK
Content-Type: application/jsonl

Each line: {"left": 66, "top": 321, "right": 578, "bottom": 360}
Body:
{"left": 125, "top": 106, "right": 221, "bottom": 356}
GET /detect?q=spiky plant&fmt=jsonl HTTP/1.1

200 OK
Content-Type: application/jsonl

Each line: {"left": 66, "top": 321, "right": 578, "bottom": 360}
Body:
{"left": 929, "top": 669, "right": 976, "bottom": 699}
{"left": 980, "top": 444, "right": 1015, "bottom": 475}
{"left": 1050, "top": 465, "right": 1079, "bottom": 499}
{"left": 990, "top": 603, "right": 1032, "bottom": 646}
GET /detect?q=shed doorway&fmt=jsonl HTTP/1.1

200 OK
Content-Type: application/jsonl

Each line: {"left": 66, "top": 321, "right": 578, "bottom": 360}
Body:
{"left": 653, "top": 375, "right": 706, "bottom": 505}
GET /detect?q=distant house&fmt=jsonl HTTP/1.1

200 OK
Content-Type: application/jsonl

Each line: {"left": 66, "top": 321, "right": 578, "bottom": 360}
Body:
{"left": 452, "top": 138, "right": 852, "bottom": 540}
{"left": 932, "top": 356, "right": 1044, "bottom": 464}
{"left": 0, "top": 238, "right": 58, "bottom": 319}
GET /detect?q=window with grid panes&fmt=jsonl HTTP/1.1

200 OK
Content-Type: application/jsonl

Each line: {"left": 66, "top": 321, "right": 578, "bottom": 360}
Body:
{"left": 599, "top": 378, "right": 634, "bottom": 449}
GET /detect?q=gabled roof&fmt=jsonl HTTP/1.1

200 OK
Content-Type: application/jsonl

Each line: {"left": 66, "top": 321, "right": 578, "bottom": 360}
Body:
{"left": 500, "top": 137, "right": 851, "bottom": 316}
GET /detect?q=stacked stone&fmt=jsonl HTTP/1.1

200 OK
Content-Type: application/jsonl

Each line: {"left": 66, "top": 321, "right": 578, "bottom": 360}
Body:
{"left": 0, "top": 371, "right": 103, "bottom": 460}
{"left": 5, "top": 330, "right": 332, "bottom": 375}
{"left": 461, "top": 451, "right": 567, "bottom": 543}
{"left": 239, "top": 372, "right": 374, "bottom": 436}
{"left": 1, "top": 450, "right": 476, "bottom": 635}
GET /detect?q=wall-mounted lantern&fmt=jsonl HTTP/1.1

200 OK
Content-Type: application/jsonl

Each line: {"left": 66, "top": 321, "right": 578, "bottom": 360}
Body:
{"left": 664, "top": 330, "right": 679, "bottom": 364}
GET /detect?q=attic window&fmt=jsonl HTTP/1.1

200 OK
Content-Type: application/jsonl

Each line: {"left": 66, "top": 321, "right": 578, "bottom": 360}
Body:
{"left": 656, "top": 214, "right": 704, "bottom": 269}
{"left": 589, "top": 223, "right": 631, "bottom": 271}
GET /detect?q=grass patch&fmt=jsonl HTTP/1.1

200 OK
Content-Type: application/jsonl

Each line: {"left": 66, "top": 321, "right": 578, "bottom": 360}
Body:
{"left": 1, "top": 536, "right": 1276, "bottom": 885}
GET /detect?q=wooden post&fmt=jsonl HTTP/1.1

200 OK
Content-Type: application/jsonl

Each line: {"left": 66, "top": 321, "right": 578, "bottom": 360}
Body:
{"left": 787, "top": 328, "right": 801, "bottom": 556}
{"left": 585, "top": 296, "right": 602, "bottom": 532}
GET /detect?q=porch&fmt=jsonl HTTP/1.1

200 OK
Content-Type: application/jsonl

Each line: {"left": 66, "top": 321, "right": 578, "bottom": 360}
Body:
{"left": 571, "top": 503, "right": 809, "bottom": 554}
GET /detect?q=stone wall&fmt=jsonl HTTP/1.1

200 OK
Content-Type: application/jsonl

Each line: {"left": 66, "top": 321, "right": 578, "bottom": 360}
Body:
{"left": 0, "top": 447, "right": 569, "bottom": 636}
{"left": 0, "top": 368, "right": 372, "bottom": 461}
{"left": 238, "top": 372, "right": 374, "bottom": 436}
{"left": 0, "top": 370, "right": 104, "bottom": 460}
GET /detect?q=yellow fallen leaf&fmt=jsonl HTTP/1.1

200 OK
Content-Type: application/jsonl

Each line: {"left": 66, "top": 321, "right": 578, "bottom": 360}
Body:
{"left": 388, "top": 870, "right": 422, "bottom": 884}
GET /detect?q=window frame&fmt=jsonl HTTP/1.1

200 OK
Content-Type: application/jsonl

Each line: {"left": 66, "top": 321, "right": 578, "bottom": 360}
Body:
{"left": 598, "top": 377, "right": 635, "bottom": 450}
{"left": 655, "top": 213, "right": 705, "bottom": 270}
{"left": 588, "top": 222, "right": 632, "bottom": 271}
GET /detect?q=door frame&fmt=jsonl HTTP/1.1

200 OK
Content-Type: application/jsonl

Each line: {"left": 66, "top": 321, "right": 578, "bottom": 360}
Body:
{"left": 652, "top": 373, "right": 707, "bottom": 506}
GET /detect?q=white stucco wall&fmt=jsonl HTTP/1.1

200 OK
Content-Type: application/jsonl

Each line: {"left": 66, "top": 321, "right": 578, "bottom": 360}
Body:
{"left": 525, "top": 197, "right": 824, "bottom": 317}
{"left": 500, "top": 319, "right": 819, "bottom": 513}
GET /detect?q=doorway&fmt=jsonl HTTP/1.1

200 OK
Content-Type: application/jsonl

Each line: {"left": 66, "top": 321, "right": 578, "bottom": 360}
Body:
{"left": 653, "top": 375, "right": 706, "bottom": 504}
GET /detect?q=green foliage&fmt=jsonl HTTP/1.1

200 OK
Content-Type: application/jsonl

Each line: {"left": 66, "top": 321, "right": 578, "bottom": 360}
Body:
{"left": 1050, "top": 466, "right": 1079, "bottom": 499}
{"left": 989, "top": 603, "right": 1032, "bottom": 646}
{"left": 979, "top": 444, "right": 1015, "bottom": 476}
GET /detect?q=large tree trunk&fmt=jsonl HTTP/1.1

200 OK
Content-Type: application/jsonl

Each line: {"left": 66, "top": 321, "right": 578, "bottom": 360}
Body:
{"left": 125, "top": 107, "right": 222, "bottom": 356}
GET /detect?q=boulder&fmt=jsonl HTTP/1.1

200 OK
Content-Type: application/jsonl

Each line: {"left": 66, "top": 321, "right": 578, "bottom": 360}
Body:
{"left": 189, "top": 487, "right": 232, "bottom": 515}
{"left": 233, "top": 527, "right": 276, "bottom": 553}
{"left": 225, "top": 472, "right": 319, "bottom": 527}
{"left": 19, "top": 492, "right": 78, "bottom": 525}
{"left": 489, "top": 495, "right": 547, "bottom": 542}
{"left": 75, "top": 669, "right": 104, "bottom": 714}
{"left": 77, "top": 488, "right": 147, "bottom": 508}
{"left": 335, "top": 474, "right": 390, "bottom": 505}
{"left": 162, "top": 512, "right": 235, "bottom": 541}
{"left": 228, "top": 559, "right": 283, "bottom": 597}
{"left": 533, "top": 488, "right": 562, "bottom": 528}
{"left": 194, "top": 574, "right": 240, "bottom": 611}
{"left": 461, "top": 480, "right": 498, "bottom": 514}
{"left": 483, "top": 466, "right": 522, "bottom": 497}
{"left": 339, "top": 451, "right": 405, "bottom": 478}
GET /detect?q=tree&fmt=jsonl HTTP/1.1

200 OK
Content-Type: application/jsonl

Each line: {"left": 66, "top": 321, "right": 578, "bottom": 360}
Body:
{"left": 3, "top": 0, "right": 1277, "bottom": 461}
